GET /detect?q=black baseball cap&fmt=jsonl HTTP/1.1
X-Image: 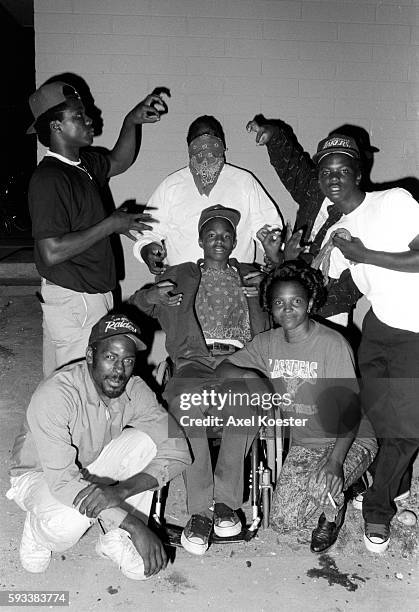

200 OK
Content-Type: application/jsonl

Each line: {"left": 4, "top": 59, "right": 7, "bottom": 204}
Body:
{"left": 89, "top": 314, "right": 146, "bottom": 351}
{"left": 198, "top": 205, "right": 241, "bottom": 233}
{"left": 313, "top": 134, "right": 360, "bottom": 164}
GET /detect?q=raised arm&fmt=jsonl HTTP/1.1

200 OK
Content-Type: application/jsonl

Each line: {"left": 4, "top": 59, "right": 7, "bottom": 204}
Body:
{"left": 107, "top": 92, "right": 168, "bottom": 178}
{"left": 246, "top": 117, "right": 323, "bottom": 214}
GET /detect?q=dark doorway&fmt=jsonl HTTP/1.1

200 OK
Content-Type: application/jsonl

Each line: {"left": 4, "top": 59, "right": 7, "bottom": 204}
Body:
{"left": 0, "top": 0, "right": 35, "bottom": 241}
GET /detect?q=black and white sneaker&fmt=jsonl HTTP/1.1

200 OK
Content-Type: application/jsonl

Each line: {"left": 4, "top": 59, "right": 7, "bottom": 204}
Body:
{"left": 181, "top": 514, "right": 213, "bottom": 555}
{"left": 364, "top": 522, "right": 390, "bottom": 553}
{"left": 213, "top": 503, "right": 242, "bottom": 537}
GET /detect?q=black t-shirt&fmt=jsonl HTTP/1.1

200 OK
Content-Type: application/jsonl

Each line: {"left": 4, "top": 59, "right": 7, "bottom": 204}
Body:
{"left": 29, "top": 151, "right": 116, "bottom": 293}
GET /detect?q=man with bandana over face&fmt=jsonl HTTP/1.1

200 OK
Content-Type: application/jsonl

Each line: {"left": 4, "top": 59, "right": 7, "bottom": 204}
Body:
{"left": 133, "top": 116, "right": 282, "bottom": 274}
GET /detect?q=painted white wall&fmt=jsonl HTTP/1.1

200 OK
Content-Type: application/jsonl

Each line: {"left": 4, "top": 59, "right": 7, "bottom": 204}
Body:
{"left": 34, "top": 0, "right": 419, "bottom": 336}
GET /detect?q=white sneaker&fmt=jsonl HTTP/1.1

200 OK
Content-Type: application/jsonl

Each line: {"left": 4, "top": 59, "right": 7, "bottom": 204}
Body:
{"left": 213, "top": 503, "right": 242, "bottom": 538}
{"left": 20, "top": 513, "right": 51, "bottom": 573}
{"left": 364, "top": 523, "right": 390, "bottom": 554}
{"left": 96, "top": 528, "right": 148, "bottom": 580}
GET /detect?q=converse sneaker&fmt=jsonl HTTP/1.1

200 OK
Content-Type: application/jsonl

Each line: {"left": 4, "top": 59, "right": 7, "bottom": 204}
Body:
{"left": 20, "top": 513, "right": 51, "bottom": 573}
{"left": 364, "top": 522, "right": 390, "bottom": 554}
{"left": 181, "top": 514, "right": 213, "bottom": 555}
{"left": 213, "top": 503, "right": 242, "bottom": 537}
{"left": 96, "top": 528, "right": 148, "bottom": 580}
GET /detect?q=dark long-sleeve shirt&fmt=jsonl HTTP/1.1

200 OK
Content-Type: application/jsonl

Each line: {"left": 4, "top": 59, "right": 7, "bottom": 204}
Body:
{"left": 265, "top": 124, "right": 362, "bottom": 318}
{"left": 129, "top": 259, "right": 270, "bottom": 368}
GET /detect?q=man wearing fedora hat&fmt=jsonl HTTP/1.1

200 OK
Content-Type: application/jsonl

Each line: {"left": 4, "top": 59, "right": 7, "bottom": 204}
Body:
{"left": 27, "top": 80, "right": 167, "bottom": 377}
{"left": 7, "top": 313, "right": 190, "bottom": 579}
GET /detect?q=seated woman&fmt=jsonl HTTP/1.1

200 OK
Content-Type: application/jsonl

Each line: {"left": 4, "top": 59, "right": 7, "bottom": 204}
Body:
{"left": 217, "top": 261, "right": 377, "bottom": 553}
{"left": 129, "top": 205, "right": 270, "bottom": 556}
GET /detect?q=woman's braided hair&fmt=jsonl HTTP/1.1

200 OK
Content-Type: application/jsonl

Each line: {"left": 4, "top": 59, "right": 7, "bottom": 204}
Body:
{"left": 262, "top": 260, "right": 327, "bottom": 313}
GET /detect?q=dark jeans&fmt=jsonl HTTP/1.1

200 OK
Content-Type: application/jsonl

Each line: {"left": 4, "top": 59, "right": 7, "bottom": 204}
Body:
{"left": 164, "top": 360, "right": 259, "bottom": 515}
{"left": 367, "top": 453, "right": 412, "bottom": 499}
{"left": 358, "top": 309, "right": 419, "bottom": 525}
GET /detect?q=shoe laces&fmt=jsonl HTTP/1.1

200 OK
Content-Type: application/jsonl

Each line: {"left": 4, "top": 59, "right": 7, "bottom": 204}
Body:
{"left": 214, "top": 503, "right": 235, "bottom": 521}
{"left": 189, "top": 514, "right": 213, "bottom": 537}
{"left": 365, "top": 522, "right": 389, "bottom": 541}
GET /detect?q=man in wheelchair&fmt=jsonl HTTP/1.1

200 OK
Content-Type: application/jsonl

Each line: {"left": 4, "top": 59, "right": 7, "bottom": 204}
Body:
{"left": 129, "top": 204, "right": 274, "bottom": 555}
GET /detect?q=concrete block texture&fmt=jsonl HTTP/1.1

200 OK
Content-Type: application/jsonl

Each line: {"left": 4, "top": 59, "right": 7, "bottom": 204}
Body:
{"left": 302, "top": 2, "right": 376, "bottom": 24}
{"left": 33, "top": 0, "right": 418, "bottom": 298}
{"left": 36, "top": 0, "right": 73, "bottom": 12}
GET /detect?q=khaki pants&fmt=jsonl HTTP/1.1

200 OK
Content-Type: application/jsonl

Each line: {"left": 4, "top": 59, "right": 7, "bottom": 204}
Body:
{"left": 6, "top": 430, "right": 156, "bottom": 552}
{"left": 40, "top": 279, "right": 113, "bottom": 377}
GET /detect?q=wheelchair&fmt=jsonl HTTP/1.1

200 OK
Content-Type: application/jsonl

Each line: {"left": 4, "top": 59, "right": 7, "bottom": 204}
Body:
{"left": 150, "top": 358, "right": 284, "bottom": 547}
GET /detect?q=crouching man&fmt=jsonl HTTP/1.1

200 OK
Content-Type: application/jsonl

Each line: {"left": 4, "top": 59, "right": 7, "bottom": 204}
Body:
{"left": 6, "top": 314, "right": 190, "bottom": 580}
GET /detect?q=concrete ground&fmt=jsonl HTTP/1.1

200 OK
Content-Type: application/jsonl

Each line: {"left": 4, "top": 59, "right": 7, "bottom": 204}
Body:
{"left": 0, "top": 293, "right": 418, "bottom": 612}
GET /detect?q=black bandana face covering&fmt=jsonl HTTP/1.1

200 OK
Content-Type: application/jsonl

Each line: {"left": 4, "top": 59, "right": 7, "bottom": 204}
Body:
{"left": 188, "top": 134, "right": 225, "bottom": 195}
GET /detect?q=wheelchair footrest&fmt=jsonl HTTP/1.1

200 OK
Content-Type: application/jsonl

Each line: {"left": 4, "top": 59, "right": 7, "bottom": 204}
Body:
{"left": 154, "top": 522, "right": 259, "bottom": 548}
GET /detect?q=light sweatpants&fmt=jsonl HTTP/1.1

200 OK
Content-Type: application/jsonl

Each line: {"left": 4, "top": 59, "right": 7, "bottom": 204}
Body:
{"left": 40, "top": 279, "right": 113, "bottom": 378}
{"left": 6, "top": 429, "right": 156, "bottom": 552}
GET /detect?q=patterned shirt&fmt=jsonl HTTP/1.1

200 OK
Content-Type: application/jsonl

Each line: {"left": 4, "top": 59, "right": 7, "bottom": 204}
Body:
{"left": 195, "top": 265, "right": 251, "bottom": 346}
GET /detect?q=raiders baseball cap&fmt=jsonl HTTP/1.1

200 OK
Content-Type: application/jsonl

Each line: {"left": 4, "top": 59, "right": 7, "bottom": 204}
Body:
{"left": 89, "top": 314, "right": 146, "bottom": 351}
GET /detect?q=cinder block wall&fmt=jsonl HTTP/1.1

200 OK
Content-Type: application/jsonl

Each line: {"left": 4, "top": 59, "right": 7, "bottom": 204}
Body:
{"left": 34, "top": 0, "right": 419, "bottom": 301}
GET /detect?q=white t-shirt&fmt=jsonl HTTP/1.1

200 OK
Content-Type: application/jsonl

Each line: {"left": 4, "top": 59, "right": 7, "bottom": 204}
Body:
{"left": 323, "top": 188, "right": 419, "bottom": 332}
{"left": 132, "top": 163, "right": 282, "bottom": 265}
